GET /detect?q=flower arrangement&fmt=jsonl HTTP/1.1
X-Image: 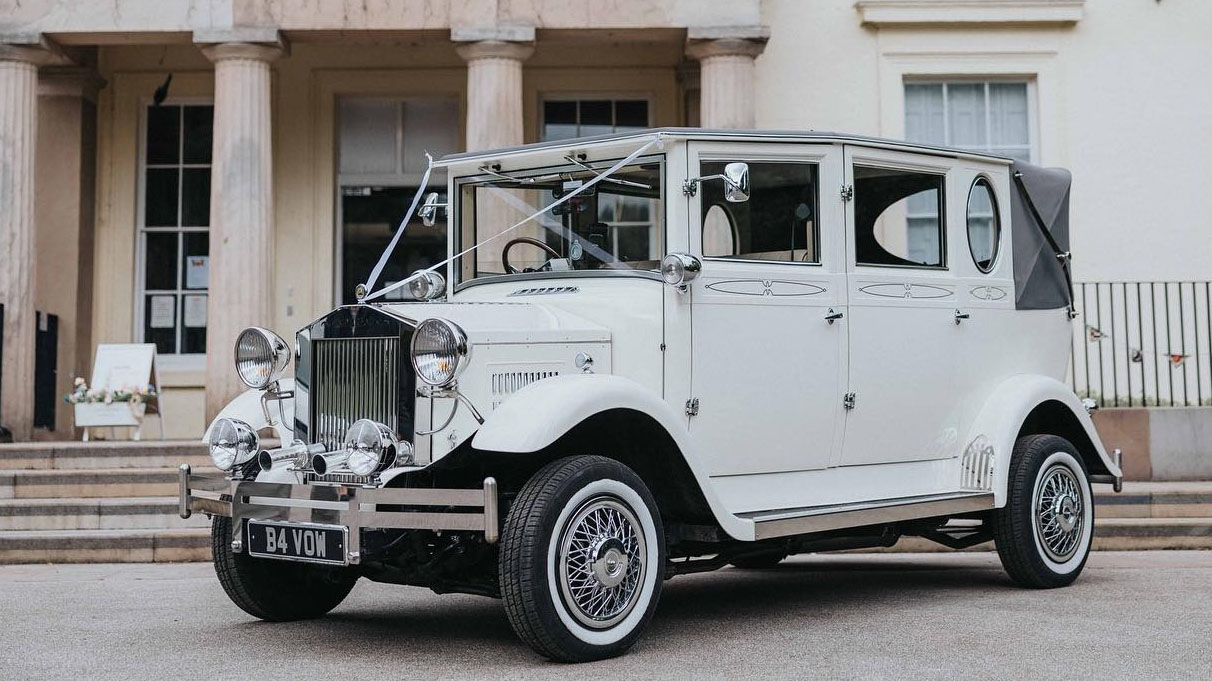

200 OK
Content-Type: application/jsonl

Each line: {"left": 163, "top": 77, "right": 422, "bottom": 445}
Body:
{"left": 64, "top": 377, "right": 158, "bottom": 406}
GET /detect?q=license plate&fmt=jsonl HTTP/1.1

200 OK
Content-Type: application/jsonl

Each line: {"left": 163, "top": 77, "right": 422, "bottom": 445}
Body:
{"left": 246, "top": 520, "right": 347, "bottom": 566}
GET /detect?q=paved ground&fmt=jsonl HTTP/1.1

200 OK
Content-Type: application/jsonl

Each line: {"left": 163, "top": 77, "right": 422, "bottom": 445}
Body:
{"left": 2, "top": 552, "right": 1209, "bottom": 680}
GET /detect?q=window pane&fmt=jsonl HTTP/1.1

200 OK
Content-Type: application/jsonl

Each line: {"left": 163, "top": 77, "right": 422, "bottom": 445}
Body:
{"left": 966, "top": 178, "right": 1000, "bottom": 272}
{"left": 181, "top": 168, "right": 210, "bottom": 226}
{"left": 946, "top": 83, "right": 986, "bottom": 148}
{"left": 146, "top": 106, "right": 180, "bottom": 164}
{"left": 143, "top": 294, "right": 177, "bottom": 354}
{"left": 181, "top": 294, "right": 207, "bottom": 354}
{"left": 989, "top": 83, "right": 1030, "bottom": 147}
{"left": 615, "top": 100, "right": 649, "bottom": 129}
{"left": 182, "top": 106, "right": 213, "bottom": 164}
{"left": 144, "top": 168, "right": 179, "bottom": 226}
{"left": 579, "top": 100, "right": 613, "bottom": 137}
{"left": 700, "top": 162, "right": 818, "bottom": 263}
{"left": 904, "top": 84, "right": 945, "bottom": 145}
{"left": 181, "top": 232, "right": 209, "bottom": 290}
{"left": 543, "top": 100, "right": 577, "bottom": 141}
{"left": 340, "top": 186, "right": 443, "bottom": 305}
{"left": 144, "top": 233, "right": 179, "bottom": 290}
{"left": 338, "top": 99, "right": 400, "bottom": 175}
{"left": 854, "top": 166, "right": 944, "bottom": 267}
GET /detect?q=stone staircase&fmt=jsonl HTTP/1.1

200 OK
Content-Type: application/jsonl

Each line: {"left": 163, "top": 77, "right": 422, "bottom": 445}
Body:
{"left": 0, "top": 441, "right": 212, "bottom": 564}
{"left": 1, "top": 442, "right": 1210, "bottom": 563}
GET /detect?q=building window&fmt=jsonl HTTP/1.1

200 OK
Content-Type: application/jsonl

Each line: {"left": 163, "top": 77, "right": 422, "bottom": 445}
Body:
{"left": 138, "top": 103, "right": 213, "bottom": 356}
{"left": 337, "top": 97, "right": 460, "bottom": 305}
{"left": 904, "top": 81, "right": 1033, "bottom": 162}
{"left": 540, "top": 98, "right": 656, "bottom": 260}
{"left": 542, "top": 98, "right": 650, "bottom": 142}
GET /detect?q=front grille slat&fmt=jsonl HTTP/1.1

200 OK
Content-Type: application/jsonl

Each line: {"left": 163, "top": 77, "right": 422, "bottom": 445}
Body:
{"left": 312, "top": 336, "right": 401, "bottom": 452}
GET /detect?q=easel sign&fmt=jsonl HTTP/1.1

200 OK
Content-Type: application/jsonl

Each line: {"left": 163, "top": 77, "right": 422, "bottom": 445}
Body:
{"left": 73, "top": 343, "right": 166, "bottom": 440}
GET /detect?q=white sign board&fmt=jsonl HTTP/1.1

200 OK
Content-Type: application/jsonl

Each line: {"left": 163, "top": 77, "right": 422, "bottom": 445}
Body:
{"left": 74, "top": 344, "right": 163, "bottom": 439}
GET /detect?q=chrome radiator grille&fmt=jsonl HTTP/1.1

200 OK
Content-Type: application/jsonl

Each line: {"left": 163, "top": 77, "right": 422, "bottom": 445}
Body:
{"left": 312, "top": 337, "right": 401, "bottom": 452}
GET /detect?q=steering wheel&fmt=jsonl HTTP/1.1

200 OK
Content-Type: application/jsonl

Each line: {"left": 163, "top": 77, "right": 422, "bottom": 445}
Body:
{"left": 503, "top": 237, "right": 562, "bottom": 274}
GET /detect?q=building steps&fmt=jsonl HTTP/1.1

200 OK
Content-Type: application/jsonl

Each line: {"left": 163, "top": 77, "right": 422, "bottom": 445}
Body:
{"left": 0, "top": 440, "right": 212, "bottom": 564}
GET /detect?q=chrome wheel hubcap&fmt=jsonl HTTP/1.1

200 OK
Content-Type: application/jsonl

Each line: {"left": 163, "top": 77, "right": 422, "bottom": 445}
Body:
{"left": 1035, "top": 464, "right": 1085, "bottom": 562}
{"left": 557, "top": 496, "right": 646, "bottom": 629}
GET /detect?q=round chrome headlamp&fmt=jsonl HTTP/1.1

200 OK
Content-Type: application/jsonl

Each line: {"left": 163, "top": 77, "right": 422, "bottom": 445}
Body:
{"left": 411, "top": 318, "right": 468, "bottom": 387}
{"left": 207, "top": 417, "right": 259, "bottom": 471}
{"left": 234, "top": 327, "right": 290, "bottom": 389}
{"left": 344, "top": 419, "right": 414, "bottom": 476}
{"left": 408, "top": 270, "right": 447, "bottom": 301}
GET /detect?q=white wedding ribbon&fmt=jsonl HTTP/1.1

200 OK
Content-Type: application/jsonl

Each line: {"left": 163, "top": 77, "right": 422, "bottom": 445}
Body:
{"left": 360, "top": 152, "right": 435, "bottom": 297}
{"left": 363, "top": 134, "right": 663, "bottom": 303}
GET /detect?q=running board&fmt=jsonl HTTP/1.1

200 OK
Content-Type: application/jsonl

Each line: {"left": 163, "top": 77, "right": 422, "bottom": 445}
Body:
{"left": 739, "top": 492, "right": 996, "bottom": 541}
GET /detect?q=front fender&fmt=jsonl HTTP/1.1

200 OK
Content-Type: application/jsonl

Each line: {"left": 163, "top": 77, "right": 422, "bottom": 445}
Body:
{"left": 201, "top": 378, "right": 295, "bottom": 444}
{"left": 967, "top": 375, "right": 1120, "bottom": 507}
{"left": 472, "top": 374, "right": 751, "bottom": 540}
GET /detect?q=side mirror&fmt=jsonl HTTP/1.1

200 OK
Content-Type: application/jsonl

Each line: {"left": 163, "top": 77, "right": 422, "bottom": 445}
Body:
{"left": 722, "top": 162, "right": 750, "bottom": 203}
{"left": 418, "top": 192, "right": 446, "bottom": 227}
{"left": 682, "top": 162, "right": 751, "bottom": 203}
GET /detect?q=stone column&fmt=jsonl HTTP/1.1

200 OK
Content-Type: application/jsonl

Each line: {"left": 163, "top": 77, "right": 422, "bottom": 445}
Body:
{"left": 455, "top": 37, "right": 535, "bottom": 273}
{"left": 685, "top": 35, "right": 768, "bottom": 129}
{"left": 0, "top": 46, "right": 46, "bottom": 440}
{"left": 200, "top": 43, "right": 283, "bottom": 420}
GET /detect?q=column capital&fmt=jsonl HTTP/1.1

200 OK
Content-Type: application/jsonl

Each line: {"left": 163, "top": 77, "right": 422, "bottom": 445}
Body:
{"left": 454, "top": 39, "right": 535, "bottom": 64}
{"left": 200, "top": 41, "right": 287, "bottom": 65}
{"left": 685, "top": 37, "right": 768, "bottom": 62}
{"left": 0, "top": 35, "right": 71, "bottom": 67}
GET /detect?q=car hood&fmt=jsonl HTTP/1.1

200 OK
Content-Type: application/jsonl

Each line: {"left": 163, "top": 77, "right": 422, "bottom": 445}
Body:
{"left": 377, "top": 301, "right": 610, "bottom": 344}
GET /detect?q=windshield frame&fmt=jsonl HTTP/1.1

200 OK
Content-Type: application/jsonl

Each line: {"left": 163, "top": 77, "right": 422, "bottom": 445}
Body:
{"left": 450, "top": 153, "right": 666, "bottom": 292}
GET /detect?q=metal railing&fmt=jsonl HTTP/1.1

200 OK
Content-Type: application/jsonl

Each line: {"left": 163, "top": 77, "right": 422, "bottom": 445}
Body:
{"left": 1071, "top": 281, "right": 1212, "bottom": 407}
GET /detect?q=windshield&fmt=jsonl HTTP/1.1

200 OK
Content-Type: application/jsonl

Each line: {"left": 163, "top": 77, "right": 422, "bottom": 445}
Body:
{"left": 456, "top": 158, "right": 663, "bottom": 282}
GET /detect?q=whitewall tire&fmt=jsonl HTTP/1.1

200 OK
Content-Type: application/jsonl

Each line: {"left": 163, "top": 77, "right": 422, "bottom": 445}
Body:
{"left": 499, "top": 456, "right": 665, "bottom": 662}
{"left": 993, "top": 434, "right": 1094, "bottom": 588}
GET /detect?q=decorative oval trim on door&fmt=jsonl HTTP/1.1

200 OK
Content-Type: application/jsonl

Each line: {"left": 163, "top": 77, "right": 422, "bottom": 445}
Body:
{"left": 859, "top": 282, "right": 954, "bottom": 299}
{"left": 706, "top": 279, "right": 827, "bottom": 297}
{"left": 970, "top": 285, "right": 1008, "bottom": 301}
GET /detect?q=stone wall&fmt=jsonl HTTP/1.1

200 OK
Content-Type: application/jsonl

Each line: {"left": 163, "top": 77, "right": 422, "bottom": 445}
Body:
{"left": 1093, "top": 407, "right": 1212, "bottom": 481}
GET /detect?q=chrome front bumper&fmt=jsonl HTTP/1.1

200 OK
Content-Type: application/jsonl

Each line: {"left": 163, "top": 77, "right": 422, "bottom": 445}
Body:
{"left": 178, "top": 464, "right": 499, "bottom": 565}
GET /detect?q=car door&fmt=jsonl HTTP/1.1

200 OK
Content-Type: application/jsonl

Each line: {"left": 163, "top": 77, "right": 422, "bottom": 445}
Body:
{"left": 840, "top": 145, "right": 963, "bottom": 466}
{"left": 686, "top": 142, "right": 847, "bottom": 477}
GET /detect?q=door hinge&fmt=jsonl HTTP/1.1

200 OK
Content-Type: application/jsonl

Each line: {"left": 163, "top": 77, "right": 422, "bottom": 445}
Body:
{"left": 840, "top": 184, "right": 854, "bottom": 202}
{"left": 685, "top": 397, "right": 700, "bottom": 417}
{"left": 843, "top": 392, "right": 856, "bottom": 410}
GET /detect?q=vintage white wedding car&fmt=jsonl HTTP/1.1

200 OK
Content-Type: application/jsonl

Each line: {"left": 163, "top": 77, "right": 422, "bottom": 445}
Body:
{"left": 181, "top": 128, "right": 1122, "bottom": 662}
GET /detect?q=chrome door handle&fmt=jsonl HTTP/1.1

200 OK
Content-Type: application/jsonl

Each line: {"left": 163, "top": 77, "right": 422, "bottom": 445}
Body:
{"left": 954, "top": 309, "right": 970, "bottom": 324}
{"left": 825, "top": 308, "right": 844, "bottom": 324}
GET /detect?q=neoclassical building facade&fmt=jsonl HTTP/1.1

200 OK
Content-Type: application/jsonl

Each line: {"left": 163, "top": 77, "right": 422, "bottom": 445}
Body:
{"left": 1, "top": 0, "right": 1208, "bottom": 439}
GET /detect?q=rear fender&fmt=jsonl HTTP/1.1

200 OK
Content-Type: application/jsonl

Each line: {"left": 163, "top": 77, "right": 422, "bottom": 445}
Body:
{"left": 967, "top": 375, "right": 1120, "bottom": 506}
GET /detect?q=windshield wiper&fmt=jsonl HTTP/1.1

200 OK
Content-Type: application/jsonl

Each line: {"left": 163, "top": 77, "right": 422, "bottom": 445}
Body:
{"left": 562, "top": 154, "right": 653, "bottom": 189}
{"left": 477, "top": 164, "right": 564, "bottom": 184}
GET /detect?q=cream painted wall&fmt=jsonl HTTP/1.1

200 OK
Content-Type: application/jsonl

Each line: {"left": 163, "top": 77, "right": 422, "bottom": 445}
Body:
{"left": 755, "top": 0, "right": 1212, "bottom": 282}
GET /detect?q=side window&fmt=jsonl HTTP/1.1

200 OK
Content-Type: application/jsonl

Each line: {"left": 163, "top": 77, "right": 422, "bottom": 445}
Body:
{"left": 699, "top": 162, "right": 819, "bottom": 263}
{"left": 966, "top": 177, "right": 1000, "bottom": 272}
{"left": 853, "top": 166, "right": 945, "bottom": 268}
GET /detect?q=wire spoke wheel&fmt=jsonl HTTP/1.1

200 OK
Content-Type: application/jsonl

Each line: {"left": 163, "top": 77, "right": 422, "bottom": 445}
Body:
{"left": 557, "top": 495, "right": 647, "bottom": 630}
{"left": 1033, "top": 463, "right": 1085, "bottom": 562}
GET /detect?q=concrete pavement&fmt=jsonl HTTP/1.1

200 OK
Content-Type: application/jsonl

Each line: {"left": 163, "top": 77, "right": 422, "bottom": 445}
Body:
{"left": 2, "top": 551, "right": 1210, "bottom": 680}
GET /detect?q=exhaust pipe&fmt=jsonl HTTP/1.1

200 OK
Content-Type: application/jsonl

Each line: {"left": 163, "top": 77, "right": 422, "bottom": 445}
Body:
{"left": 311, "top": 450, "right": 350, "bottom": 476}
{"left": 258, "top": 441, "right": 326, "bottom": 472}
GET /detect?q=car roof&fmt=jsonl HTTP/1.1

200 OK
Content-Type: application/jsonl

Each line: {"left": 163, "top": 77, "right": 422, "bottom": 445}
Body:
{"left": 436, "top": 127, "right": 1015, "bottom": 166}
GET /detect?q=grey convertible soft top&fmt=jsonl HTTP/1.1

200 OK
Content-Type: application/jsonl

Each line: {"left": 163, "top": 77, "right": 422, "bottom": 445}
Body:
{"left": 1011, "top": 161, "right": 1073, "bottom": 311}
